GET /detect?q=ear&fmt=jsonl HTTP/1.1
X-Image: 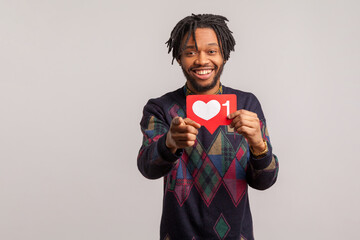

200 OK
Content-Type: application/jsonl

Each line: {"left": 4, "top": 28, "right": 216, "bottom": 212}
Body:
{"left": 176, "top": 58, "right": 181, "bottom": 66}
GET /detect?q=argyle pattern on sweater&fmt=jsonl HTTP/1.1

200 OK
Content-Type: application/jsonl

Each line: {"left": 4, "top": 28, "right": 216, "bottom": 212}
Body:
{"left": 138, "top": 85, "right": 279, "bottom": 240}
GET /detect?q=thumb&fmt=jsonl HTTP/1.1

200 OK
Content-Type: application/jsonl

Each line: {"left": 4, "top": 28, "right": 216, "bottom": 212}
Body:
{"left": 172, "top": 116, "right": 184, "bottom": 126}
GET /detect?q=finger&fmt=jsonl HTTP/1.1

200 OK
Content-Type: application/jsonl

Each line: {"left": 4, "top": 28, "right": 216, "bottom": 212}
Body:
{"left": 176, "top": 140, "right": 196, "bottom": 148}
{"left": 227, "top": 110, "right": 240, "bottom": 120}
{"left": 172, "top": 116, "right": 185, "bottom": 126}
{"left": 237, "top": 109, "right": 258, "bottom": 118}
{"left": 234, "top": 125, "right": 263, "bottom": 147}
{"left": 233, "top": 115, "right": 259, "bottom": 128}
{"left": 184, "top": 118, "right": 201, "bottom": 129}
{"left": 228, "top": 109, "right": 257, "bottom": 119}
{"left": 172, "top": 132, "right": 197, "bottom": 141}
{"left": 175, "top": 125, "right": 199, "bottom": 135}
{"left": 233, "top": 119, "right": 253, "bottom": 129}
{"left": 230, "top": 112, "right": 259, "bottom": 128}
{"left": 238, "top": 114, "right": 258, "bottom": 121}
{"left": 229, "top": 115, "right": 247, "bottom": 128}
{"left": 235, "top": 125, "right": 254, "bottom": 135}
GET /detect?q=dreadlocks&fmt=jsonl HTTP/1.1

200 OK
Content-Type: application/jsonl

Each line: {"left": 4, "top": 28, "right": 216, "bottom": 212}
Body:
{"left": 166, "top": 14, "right": 236, "bottom": 64}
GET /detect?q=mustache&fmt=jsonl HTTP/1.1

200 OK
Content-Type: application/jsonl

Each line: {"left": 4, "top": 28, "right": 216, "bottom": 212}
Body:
{"left": 190, "top": 64, "right": 217, "bottom": 71}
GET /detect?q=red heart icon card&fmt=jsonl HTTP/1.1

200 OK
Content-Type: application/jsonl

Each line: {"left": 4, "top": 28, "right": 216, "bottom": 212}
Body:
{"left": 186, "top": 94, "right": 237, "bottom": 134}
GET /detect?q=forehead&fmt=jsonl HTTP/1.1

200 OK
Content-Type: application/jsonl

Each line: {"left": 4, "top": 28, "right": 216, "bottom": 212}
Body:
{"left": 182, "top": 28, "right": 219, "bottom": 46}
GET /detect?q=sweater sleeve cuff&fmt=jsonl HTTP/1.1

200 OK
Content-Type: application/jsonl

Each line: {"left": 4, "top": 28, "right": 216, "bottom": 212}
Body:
{"left": 249, "top": 147, "right": 273, "bottom": 170}
{"left": 157, "top": 134, "right": 183, "bottom": 163}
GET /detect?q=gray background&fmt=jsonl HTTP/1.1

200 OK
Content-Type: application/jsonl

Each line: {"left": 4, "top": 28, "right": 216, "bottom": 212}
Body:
{"left": 1, "top": 0, "right": 359, "bottom": 239}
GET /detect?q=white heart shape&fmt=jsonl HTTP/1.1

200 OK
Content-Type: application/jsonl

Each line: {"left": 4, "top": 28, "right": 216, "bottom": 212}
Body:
{"left": 192, "top": 100, "right": 221, "bottom": 120}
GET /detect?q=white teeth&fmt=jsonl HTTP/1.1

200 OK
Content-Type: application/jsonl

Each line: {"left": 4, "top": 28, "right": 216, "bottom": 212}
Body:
{"left": 195, "top": 70, "right": 212, "bottom": 75}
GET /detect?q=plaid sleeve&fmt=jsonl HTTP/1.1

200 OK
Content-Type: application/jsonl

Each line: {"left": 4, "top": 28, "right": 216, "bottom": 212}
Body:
{"left": 137, "top": 102, "right": 182, "bottom": 179}
{"left": 246, "top": 119, "right": 279, "bottom": 190}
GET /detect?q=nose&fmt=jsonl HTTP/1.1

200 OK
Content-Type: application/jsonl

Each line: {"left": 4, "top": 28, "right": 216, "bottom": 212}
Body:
{"left": 195, "top": 51, "right": 209, "bottom": 65}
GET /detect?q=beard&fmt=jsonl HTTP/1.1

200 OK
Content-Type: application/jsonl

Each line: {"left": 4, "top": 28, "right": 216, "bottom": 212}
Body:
{"left": 181, "top": 64, "right": 224, "bottom": 93}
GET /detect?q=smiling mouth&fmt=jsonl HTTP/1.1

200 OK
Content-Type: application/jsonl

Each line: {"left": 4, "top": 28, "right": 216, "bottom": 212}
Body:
{"left": 194, "top": 69, "right": 213, "bottom": 75}
{"left": 191, "top": 69, "right": 214, "bottom": 80}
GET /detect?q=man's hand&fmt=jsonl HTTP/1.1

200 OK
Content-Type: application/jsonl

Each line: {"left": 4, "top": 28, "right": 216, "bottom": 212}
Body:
{"left": 228, "top": 110, "right": 266, "bottom": 154}
{"left": 166, "top": 117, "right": 201, "bottom": 153}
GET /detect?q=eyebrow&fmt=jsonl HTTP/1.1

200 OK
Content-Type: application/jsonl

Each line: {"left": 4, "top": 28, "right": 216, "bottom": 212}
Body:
{"left": 184, "top": 43, "right": 219, "bottom": 49}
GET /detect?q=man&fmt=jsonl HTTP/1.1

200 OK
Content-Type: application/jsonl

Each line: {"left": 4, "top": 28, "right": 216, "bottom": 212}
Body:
{"left": 137, "top": 14, "right": 279, "bottom": 240}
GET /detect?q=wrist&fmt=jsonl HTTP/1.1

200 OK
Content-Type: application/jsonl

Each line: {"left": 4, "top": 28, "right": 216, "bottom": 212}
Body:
{"left": 250, "top": 139, "right": 268, "bottom": 157}
{"left": 165, "top": 132, "right": 177, "bottom": 154}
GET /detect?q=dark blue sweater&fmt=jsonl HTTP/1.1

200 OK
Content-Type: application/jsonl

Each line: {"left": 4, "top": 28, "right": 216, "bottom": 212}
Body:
{"left": 138, "top": 85, "right": 279, "bottom": 240}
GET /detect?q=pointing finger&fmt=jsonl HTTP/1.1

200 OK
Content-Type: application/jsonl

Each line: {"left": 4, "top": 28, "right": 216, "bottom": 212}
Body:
{"left": 184, "top": 118, "right": 201, "bottom": 129}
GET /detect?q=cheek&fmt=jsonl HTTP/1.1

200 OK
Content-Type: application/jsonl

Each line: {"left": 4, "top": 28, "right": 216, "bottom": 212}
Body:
{"left": 211, "top": 57, "right": 224, "bottom": 68}
{"left": 181, "top": 61, "right": 193, "bottom": 69}
{"left": 179, "top": 57, "right": 186, "bottom": 66}
{"left": 217, "top": 59, "right": 225, "bottom": 66}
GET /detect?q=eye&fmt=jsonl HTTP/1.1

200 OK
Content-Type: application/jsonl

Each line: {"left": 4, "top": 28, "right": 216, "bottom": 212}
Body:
{"left": 208, "top": 50, "right": 217, "bottom": 54}
{"left": 185, "top": 51, "right": 197, "bottom": 57}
